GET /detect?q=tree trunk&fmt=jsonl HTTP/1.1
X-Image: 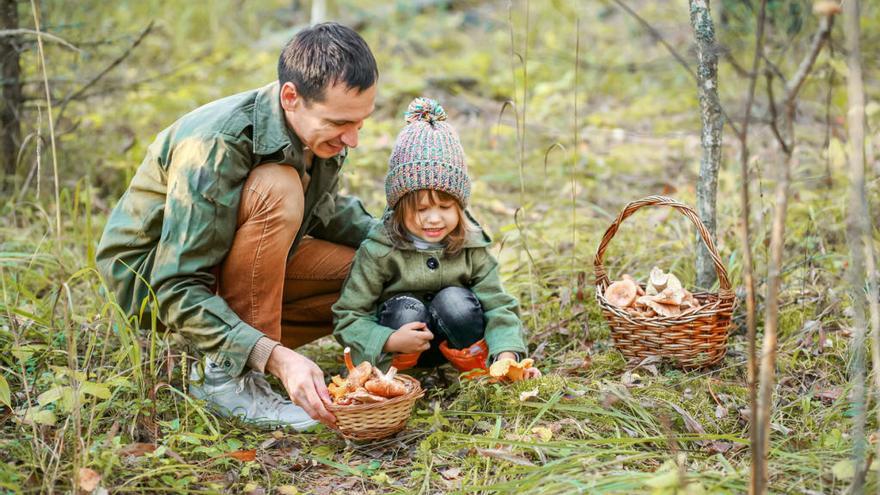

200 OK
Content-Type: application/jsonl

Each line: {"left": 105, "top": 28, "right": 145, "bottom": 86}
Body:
{"left": 0, "top": 0, "right": 22, "bottom": 192}
{"left": 843, "top": 0, "right": 869, "bottom": 491}
{"left": 310, "top": 0, "right": 327, "bottom": 24}
{"left": 688, "top": 0, "right": 722, "bottom": 289}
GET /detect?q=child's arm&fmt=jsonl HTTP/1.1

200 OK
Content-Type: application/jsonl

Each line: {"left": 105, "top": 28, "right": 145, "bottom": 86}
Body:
{"left": 469, "top": 249, "right": 529, "bottom": 361}
{"left": 332, "top": 246, "right": 398, "bottom": 367}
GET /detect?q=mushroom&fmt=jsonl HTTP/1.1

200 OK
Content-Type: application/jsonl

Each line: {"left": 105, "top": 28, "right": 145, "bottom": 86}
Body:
{"left": 646, "top": 267, "right": 668, "bottom": 295}
{"left": 605, "top": 279, "right": 638, "bottom": 308}
{"left": 364, "top": 366, "right": 408, "bottom": 398}
{"left": 489, "top": 358, "right": 535, "bottom": 382}
{"left": 328, "top": 375, "right": 348, "bottom": 402}
{"left": 652, "top": 286, "right": 685, "bottom": 306}
{"left": 681, "top": 291, "right": 700, "bottom": 309}
{"left": 636, "top": 295, "right": 682, "bottom": 318}
{"left": 622, "top": 274, "right": 646, "bottom": 296}
{"left": 347, "top": 389, "right": 388, "bottom": 404}
{"left": 343, "top": 347, "right": 373, "bottom": 392}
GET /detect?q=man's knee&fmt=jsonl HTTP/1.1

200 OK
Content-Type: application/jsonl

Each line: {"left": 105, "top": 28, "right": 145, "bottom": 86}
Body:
{"left": 243, "top": 163, "right": 305, "bottom": 226}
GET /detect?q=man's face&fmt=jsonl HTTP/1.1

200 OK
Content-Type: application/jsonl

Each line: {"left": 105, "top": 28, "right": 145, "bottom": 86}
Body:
{"left": 280, "top": 81, "right": 377, "bottom": 159}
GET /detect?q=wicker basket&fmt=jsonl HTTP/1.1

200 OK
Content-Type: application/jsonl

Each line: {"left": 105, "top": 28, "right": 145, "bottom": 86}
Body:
{"left": 594, "top": 196, "right": 736, "bottom": 369}
{"left": 326, "top": 374, "right": 424, "bottom": 441}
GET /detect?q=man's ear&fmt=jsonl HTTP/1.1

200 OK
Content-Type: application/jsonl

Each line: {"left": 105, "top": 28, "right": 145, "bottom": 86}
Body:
{"left": 279, "top": 82, "right": 299, "bottom": 111}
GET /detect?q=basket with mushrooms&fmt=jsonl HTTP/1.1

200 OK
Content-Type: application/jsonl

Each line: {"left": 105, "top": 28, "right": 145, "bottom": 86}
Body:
{"left": 604, "top": 268, "right": 701, "bottom": 318}
{"left": 594, "top": 196, "right": 736, "bottom": 369}
{"left": 326, "top": 348, "right": 424, "bottom": 440}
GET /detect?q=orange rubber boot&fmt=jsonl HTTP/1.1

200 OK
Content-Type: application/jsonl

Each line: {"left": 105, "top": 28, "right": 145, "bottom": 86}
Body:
{"left": 392, "top": 352, "right": 422, "bottom": 371}
{"left": 439, "top": 339, "right": 489, "bottom": 372}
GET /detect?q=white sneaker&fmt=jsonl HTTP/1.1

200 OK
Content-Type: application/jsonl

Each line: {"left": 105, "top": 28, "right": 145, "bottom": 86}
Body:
{"left": 189, "top": 358, "right": 319, "bottom": 431}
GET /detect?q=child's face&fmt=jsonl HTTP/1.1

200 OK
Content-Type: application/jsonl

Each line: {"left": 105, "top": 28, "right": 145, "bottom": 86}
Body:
{"left": 404, "top": 190, "right": 460, "bottom": 243}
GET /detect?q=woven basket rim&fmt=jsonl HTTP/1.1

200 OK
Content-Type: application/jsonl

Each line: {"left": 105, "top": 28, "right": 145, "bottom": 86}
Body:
{"left": 326, "top": 374, "right": 424, "bottom": 413}
{"left": 596, "top": 281, "right": 736, "bottom": 328}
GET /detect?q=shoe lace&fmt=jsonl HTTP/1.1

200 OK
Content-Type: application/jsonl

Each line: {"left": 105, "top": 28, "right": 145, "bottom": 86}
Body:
{"left": 236, "top": 372, "right": 288, "bottom": 410}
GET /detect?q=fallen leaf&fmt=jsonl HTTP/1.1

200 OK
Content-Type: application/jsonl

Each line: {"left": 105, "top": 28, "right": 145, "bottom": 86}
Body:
{"left": 243, "top": 483, "right": 265, "bottom": 495}
{"left": 815, "top": 387, "right": 842, "bottom": 404}
{"left": 831, "top": 459, "right": 855, "bottom": 480}
{"left": 531, "top": 426, "right": 553, "bottom": 442}
{"left": 0, "top": 374, "right": 11, "bottom": 409}
{"left": 519, "top": 388, "right": 539, "bottom": 402}
{"left": 228, "top": 449, "right": 257, "bottom": 462}
{"left": 706, "top": 441, "right": 733, "bottom": 454}
{"left": 276, "top": 486, "right": 299, "bottom": 495}
{"left": 669, "top": 403, "right": 706, "bottom": 434}
{"left": 118, "top": 442, "right": 156, "bottom": 457}
{"left": 714, "top": 405, "right": 728, "bottom": 419}
{"left": 474, "top": 447, "right": 535, "bottom": 466}
{"left": 78, "top": 468, "right": 101, "bottom": 493}
{"left": 440, "top": 467, "right": 461, "bottom": 480}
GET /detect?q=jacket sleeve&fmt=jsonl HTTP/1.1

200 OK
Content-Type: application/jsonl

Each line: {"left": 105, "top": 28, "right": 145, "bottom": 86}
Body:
{"left": 470, "top": 248, "right": 528, "bottom": 359}
{"left": 309, "top": 185, "right": 378, "bottom": 248}
{"left": 332, "top": 245, "right": 397, "bottom": 367}
{"left": 150, "top": 135, "right": 265, "bottom": 377}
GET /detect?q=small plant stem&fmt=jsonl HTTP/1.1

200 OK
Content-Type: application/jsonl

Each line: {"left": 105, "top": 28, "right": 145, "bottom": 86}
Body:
{"left": 843, "top": 0, "right": 869, "bottom": 490}
{"left": 29, "top": 0, "right": 62, "bottom": 247}
{"left": 742, "top": 2, "right": 768, "bottom": 493}
{"left": 755, "top": 12, "right": 833, "bottom": 494}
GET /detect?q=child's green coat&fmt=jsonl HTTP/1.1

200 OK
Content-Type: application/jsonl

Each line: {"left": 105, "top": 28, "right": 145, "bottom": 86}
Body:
{"left": 332, "top": 211, "right": 528, "bottom": 369}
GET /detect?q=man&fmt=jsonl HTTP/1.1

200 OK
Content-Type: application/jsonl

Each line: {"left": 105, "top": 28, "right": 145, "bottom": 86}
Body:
{"left": 96, "top": 23, "right": 378, "bottom": 430}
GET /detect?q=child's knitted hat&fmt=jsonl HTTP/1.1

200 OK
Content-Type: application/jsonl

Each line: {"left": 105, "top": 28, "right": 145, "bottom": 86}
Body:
{"left": 385, "top": 97, "right": 471, "bottom": 208}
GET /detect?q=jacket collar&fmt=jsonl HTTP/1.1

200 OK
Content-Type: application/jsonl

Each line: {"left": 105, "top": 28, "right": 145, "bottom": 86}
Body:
{"left": 252, "top": 81, "right": 304, "bottom": 158}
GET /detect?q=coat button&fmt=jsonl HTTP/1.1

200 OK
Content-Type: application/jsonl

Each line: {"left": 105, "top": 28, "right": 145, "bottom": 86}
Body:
{"left": 426, "top": 257, "right": 439, "bottom": 270}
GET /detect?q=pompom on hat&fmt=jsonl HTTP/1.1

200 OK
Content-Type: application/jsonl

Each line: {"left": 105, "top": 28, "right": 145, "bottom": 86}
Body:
{"left": 385, "top": 97, "right": 471, "bottom": 208}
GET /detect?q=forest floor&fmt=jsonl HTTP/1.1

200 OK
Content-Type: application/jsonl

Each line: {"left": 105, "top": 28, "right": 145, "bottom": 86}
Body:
{"left": 1, "top": 1, "right": 878, "bottom": 493}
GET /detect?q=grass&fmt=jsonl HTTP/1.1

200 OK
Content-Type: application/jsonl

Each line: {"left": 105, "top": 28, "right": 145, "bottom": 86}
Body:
{"left": 2, "top": 0, "right": 879, "bottom": 493}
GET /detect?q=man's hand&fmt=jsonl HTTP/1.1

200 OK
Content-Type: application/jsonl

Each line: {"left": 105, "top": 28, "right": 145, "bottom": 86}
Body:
{"left": 265, "top": 346, "right": 336, "bottom": 428}
{"left": 383, "top": 322, "right": 433, "bottom": 354}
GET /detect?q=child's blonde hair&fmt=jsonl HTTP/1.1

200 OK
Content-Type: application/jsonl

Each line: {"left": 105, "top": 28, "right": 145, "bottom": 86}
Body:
{"left": 389, "top": 189, "right": 469, "bottom": 255}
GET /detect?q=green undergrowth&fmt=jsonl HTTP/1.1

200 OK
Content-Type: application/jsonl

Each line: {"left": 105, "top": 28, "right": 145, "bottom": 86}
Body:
{"left": 3, "top": 0, "right": 879, "bottom": 493}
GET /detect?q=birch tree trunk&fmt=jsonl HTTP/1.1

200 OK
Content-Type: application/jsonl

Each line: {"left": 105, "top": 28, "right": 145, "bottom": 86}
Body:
{"left": 688, "top": 0, "right": 722, "bottom": 289}
{"left": 843, "top": 0, "right": 870, "bottom": 491}
{"left": 0, "top": 0, "right": 22, "bottom": 192}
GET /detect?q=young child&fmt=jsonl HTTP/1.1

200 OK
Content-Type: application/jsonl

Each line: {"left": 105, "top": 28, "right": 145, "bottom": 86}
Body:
{"left": 332, "top": 97, "right": 540, "bottom": 377}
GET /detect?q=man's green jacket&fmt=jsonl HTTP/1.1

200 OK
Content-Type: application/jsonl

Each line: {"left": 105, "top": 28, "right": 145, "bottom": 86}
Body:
{"left": 96, "top": 82, "right": 375, "bottom": 377}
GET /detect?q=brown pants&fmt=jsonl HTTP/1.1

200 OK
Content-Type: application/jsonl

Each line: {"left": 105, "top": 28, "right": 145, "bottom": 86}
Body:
{"left": 217, "top": 163, "right": 355, "bottom": 349}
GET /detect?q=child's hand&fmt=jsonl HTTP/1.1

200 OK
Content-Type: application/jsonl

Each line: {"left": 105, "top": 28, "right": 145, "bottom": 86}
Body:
{"left": 384, "top": 322, "right": 434, "bottom": 354}
{"left": 495, "top": 352, "right": 542, "bottom": 380}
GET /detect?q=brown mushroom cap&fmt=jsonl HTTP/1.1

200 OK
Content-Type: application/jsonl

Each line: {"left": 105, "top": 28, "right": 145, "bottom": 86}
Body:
{"left": 652, "top": 286, "right": 685, "bottom": 306}
{"left": 605, "top": 279, "right": 638, "bottom": 308}
{"left": 623, "top": 274, "right": 646, "bottom": 296}
{"left": 637, "top": 295, "right": 682, "bottom": 317}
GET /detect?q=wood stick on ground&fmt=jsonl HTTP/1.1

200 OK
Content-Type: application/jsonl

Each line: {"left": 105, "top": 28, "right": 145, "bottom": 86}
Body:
{"left": 754, "top": 10, "right": 834, "bottom": 494}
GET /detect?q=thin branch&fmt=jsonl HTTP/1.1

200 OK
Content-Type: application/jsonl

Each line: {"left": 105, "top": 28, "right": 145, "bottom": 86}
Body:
{"left": 610, "top": 0, "right": 696, "bottom": 79}
{"left": 783, "top": 15, "right": 832, "bottom": 103}
{"left": 609, "top": 0, "right": 743, "bottom": 140}
{"left": 29, "top": 0, "right": 62, "bottom": 244}
{"left": 764, "top": 71, "right": 791, "bottom": 155}
{"left": 761, "top": 53, "right": 786, "bottom": 83}
{"left": 742, "top": 1, "right": 768, "bottom": 493}
{"left": 0, "top": 28, "right": 80, "bottom": 51}
{"left": 722, "top": 48, "right": 750, "bottom": 78}
{"left": 56, "top": 21, "right": 155, "bottom": 122}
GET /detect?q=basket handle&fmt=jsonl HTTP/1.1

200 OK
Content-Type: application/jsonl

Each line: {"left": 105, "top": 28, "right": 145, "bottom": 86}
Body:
{"left": 593, "top": 195, "right": 732, "bottom": 292}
